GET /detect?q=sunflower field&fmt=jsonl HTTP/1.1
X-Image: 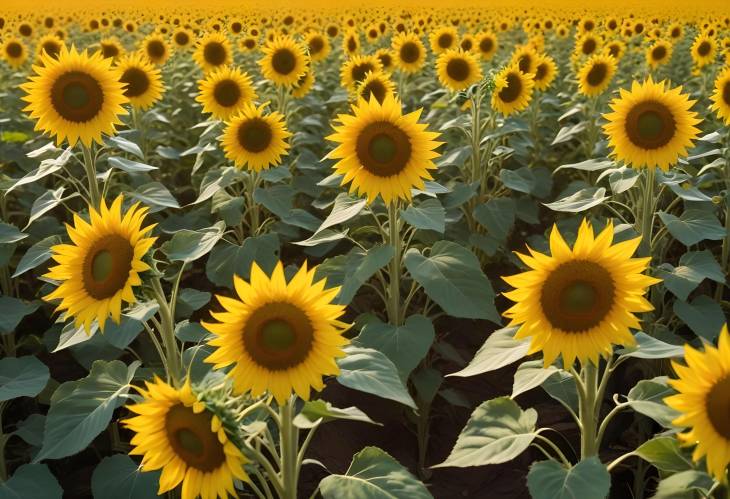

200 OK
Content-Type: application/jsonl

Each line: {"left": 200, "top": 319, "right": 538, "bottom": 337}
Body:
{"left": 0, "top": 0, "right": 729, "bottom": 498}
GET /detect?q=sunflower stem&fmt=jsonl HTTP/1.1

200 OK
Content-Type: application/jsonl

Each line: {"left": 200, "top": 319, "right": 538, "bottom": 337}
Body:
{"left": 638, "top": 166, "right": 656, "bottom": 254}
{"left": 578, "top": 362, "right": 599, "bottom": 459}
{"left": 81, "top": 143, "right": 101, "bottom": 208}
{"left": 151, "top": 277, "right": 182, "bottom": 387}
{"left": 279, "top": 396, "right": 299, "bottom": 499}
{"left": 386, "top": 201, "right": 403, "bottom": 326}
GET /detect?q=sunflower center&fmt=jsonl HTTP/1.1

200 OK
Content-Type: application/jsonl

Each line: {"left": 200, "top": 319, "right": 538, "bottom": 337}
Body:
{"left": 244, "top": 39, "right": 256, "bottom": 50}
{"left": 356, "top": 121, "right": 412, "bottom": 177}
{"left": 231, "top": 22, "right": 242, "bottom": 33}
{"left": 147, "top": 40, "right": 165, "bottom": 59}
{"left": 243, "top": 301, "right": 314, "bottom": 370}
{"left": 308, "top": 37, "right": 323, "bottom": 54}
{"left": 378, "top": 53, "right": 392, "bottom": 68}
{"left": 518, "top": 54, "right": 532, "bottom": 74}
{"left": 51, "top": 71, "right": 104, "bottom": 123}
{"left": 6, "top": 42, "right": 22, "bottom": 58}
{"left": 723, "top": 81, "right": 730, "bottom": 106}
{"left": 582, "top": 38, "right": 596, "bottom": 55}
{"left": 272, "top": 48, "right": 296, "bottom": 75}
{"left": 652, "top": 46, "right": 667, "bottom": 60}
{"left": 175, "top": 32, "right": 189, "bottom": 45}
{"left": 400, "top": 42, "right": 420, "bottom": 63}
{"left": 347, "top": 37, "right": 357, "bottom": 53}
{"left": 82, "top": 234, "right": 134, "bottom": 300}
{"left": 535, "top": 63, "right": 547, "bottom": 82}
{"left": 586, "top": 63, "right": 607, "bottom": 87}
{"left": 498, "top": 72, "right": 523, "bottom": 103}
{"left": 19, "top": 24, "right": 31, "bottom": 36}
{"left": 101, "top": 44, "right": 119, "bottom": 59}
{"left": 165, "top": 404, "right": 226, "bottom": 471}
{"left": 625, "top": 101, "right": 676, "bottom": 150}
{"left": 480, "top": 37, "right": 493, "bottom": 53}
{"left": 671, "top": 28, "right": 680, "bottom": 37}
{"left": 327, "top": 26, "right": 338, "bottom": 37}
{"left": 540, "top": 260, "right": 615, "bottom": 333}
{"left": 608, "top": 44, "right": 620, "bottom": 57}
{"left": 461, "top": 39, "right": 473, "bottom": 51}
{"left": 362, "top": 80, "right": 386, "bottom": 103}
{"left": 698, "top": 41, "right": 711, "bottom": 56}
{"left": 203, "top": 42, "right": 227, "bottom": 66}
{"left": 706, "top": 376, "right": 730, "bottom": 439}
{"left": 213, "top": 79, "right": 241, "bottom": 107}
{"left": 42, "top": 42, "right": 60, "bottom": 57}
{"left": 237, "top": 118, "right": 272, "bottom": 153}
{"left": 446, "top": 58, "right": 470, "bottom": 82}
{"left": 438, "top": 33, "right": 453, "bottom": 48}
{"left": 120, "top": 67, "right": 150, "bottom": 98}
{"left": 352, "top": 63, "right": 375, "bottom": 84}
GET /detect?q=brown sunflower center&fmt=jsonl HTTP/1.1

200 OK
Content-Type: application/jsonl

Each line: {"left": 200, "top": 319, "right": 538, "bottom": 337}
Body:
{"left": 82, "top": 234, "right": 134, "bottom": 300}
{"left": 479, "top": 37, "right": 493, "bottom": 53}
{"left": 146, "top": 40, "right": 165, "bottom": 59}
{"left": 698, "top": 41, "right": 711, "bottom": 56}
{"left": 378, "top": 53, "right": 392, "bottom": 68}
{"left": 237, "top": 118, "right": 272, "bottom": 153}
{"left": 175, "top": 32, "right": 189, "bottom": 46}
{"left": 608, "top": 20, "right": 617, "bottom": 30}
{"left": 399, "top": 42, "right": 420, "bottom": 63}
{"left": 19, "top": 24, "right": 31, "bottom": 36}
{"left": 460, "top": 39, "right": 473, "bottom": 51}
{"left": 446, "top": 57, "right": 470, "bottom": 82}
{"left": 120, "top": 67, "right": 150, "bottom": 98}
{"left": 271, "top": 48, "right": 296, "bottom": 75}
{"left": 535, "top": 63, "right": 547, "bottom": 82}
{"left": 165, "top": 404, "right": 226, "bottom": 471}
{"left": 608, "top": 44, "right": 620, "bottom": 57}
{"left": 706, "top": 376, "right": 730, "bottom": 439}
{"left": 351, "top": 62, "right": 375, "bottom": 84}
{"left": 356, "top": 121, "right": 412, "bottom": 177}
{"left": 243, "top": 301, "right": 314, "bottom": 370}
{"left": 6, "top": 42, "right": 22, "bottom": 58}
{"left": 244, "top": 39, "right": 256, "bottom": 50}
{"left": 308, "top": 37, "right": 324, "bottom": 54}
{"left": 671, "top": 27, "right": 680, "bottom": 38}
{"left": 438, "top": 33, "right": 453, "bottom": 49}
{"left": 723, "top": 81, "right": 730, "bottom": 106}
{"left": 582, "top": 38, "right": 596, "bottom": 55}
{"left": 203, "top": 42, "right": 227, "bottom": 66}
{"left": 327, "top": 26, "right": 338, "bottom": 37}
{"left": 625, "top": 100, "right": 676, "bottom": 150}
{"left": 652, "top": 46, "right": 667, "bottom": 60}
{"left": 362, "top": 79, "right": 387, "bottom": 103}
{"left": 42, "top": 41, "right": 60, "bottom": 58}
{"left": 498, "top": 72, "right": 523, "bottom": 103}
{"left": 369, "top": 29, "right": 378, "bottom": 39}
{"left": 518, "top": 54, "right": 532, "bottom": 74}
{"left": 347, "top": 37, "right": 357, "bottom": 53}
{"left": 586, "top": 62, "right": 607, "bottom": 87}
{"left": 213, "top": 79, "right": 241, "bottom": 107}
{"left": 101, "top": 44, "right": 119, "bottom": 59}
{"left": 540, "top": 260, "right": 615, "bottom": 333}
{"left": 231, "top": 22, "right": 242, "bottom": 33}
{"left": 50, "top": 71, "right": 104, "bottom": 123}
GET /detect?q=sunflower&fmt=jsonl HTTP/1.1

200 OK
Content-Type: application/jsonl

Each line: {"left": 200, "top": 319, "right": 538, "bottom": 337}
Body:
{"left": 342, "top": 29, "right": 360, "bottom": 56}
{"left": 305, "top": 31, "right": 330, "bottom": 62}
{"left": 259, "top": 35, "right": 308, "bottom": 87}
{"left": 196, "top": 66, "right": 256, "bottom": 121}
{"left": 204, "top": 261, "right": 350, "bottom": 404}
{"left": 668, "top": 23, "right": 683, "bottom": 41}
{"left": 710, "top": 66, "right": 730, "bottom": 124}
{"left": 239, "top": 37, "right": 257, "bottom": 53}
{"left": 603, "top": 78, "right": 701, "bottom": 171}
{"left": 666, "top": 325, "right": 730, "bottom": 480}
{"left": 577, "top": 54, "right": 617, "bottom": 97}
{"left": 533, "top": 54, "right": 557, "bottom": 92}
{"left": 429, "top": 26, "right": 458, "bottom": 54}
{"left": 647, "top": 40, "right": 673, "bottom": 68}
{"left": 357, "top": 71, "right": 396, "bottom": 104}
{"left": 604, "top": 40, "right": 626, "bottom": 60}
{"left": 220, "top": 102, "right": 290, "bottom": 171}
{"left": 22, "top": 45, "right": 128, "bottom": 147}
{"left": 142, "top": 34, "right": 170, "bottom": 65}
{"left": 491, "top": 64, "right": 534, "bottom": 116}
{"left": 436, "top": 49, "right": 482, "bottom": 92}
{"left": 36, "top": 34, "right": 64, "bottom": 60}
{"left": 116, "top": 52, "right": 164, "bottom": 111}
{"left": 193, "top": 32, "right": 232, "bottom": 73}
{"left": 44, "top": 196, "right": 155, "bottom": 332}
{"left": 326, "top": 94, "right": 442, "bottom": 205}
{"left": 98, "top": 38, "right": 124, "bottom": 61}
{"left": 2, "top": 38, "right": 27, "bottom": 68}
{"left": 459, "top": 34, "right": 476, "bottom": 53}
{"left": 691, "top": 33, "right": 716, "bottom": 68}
{"left": 511, "top": 45, "right": 538, "bottom": 74}
{"left": 476, "top": 31, "right": 498, "bottom": 60}
{"left": 172, "top": 28, "right": 194, "bottom": 50}
{"left": 503, "top": 220, "right": 659, "bottom": 368}
{"left": 575, "top": 33, "right": 601, "bottom": 59}
{"left": 375, "top": 48, "right": 395, "bottom": 72}
{"left": 124, "top": 377, "right": 249, "bottom": 499}
{"left": 340, "top": 54, "right": 382, "bottom": 94}
{"left": 291, "top": 66, "right": 315, "bottom": 99}
{"left": 392, "top": 32, "right": 426, "bottom": 73}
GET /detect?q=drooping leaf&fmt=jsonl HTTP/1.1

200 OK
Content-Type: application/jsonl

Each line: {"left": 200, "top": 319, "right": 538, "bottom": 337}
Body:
{"left": 449, "top": 327, "right": 529, "bottom": 378}
{"left": 0, "top": 356, "right": 50, "bottom": 402}
{"left": 91, "top": 454, "right": 161, "bottom": 499}
{"left": 0, "top": 464, "right": 62, "bottom": 499}
{"left": 527, "top": 457, "right": 610, "bottom": 499}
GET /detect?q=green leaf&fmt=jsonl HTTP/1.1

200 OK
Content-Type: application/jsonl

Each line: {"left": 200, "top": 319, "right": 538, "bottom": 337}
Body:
{"left": 7, "top": 148, "right": 72, "bottom": 193}
{"left": 107, "top": 136, "right": 144, "bottom": 159}
{"left": 162, "top": 222, "right": 225, "bottom": 263}
{"left": 355, "top": 315, "right": 435, "bottom": 379}
{"left": 527, "top": 457, "right": 610, "bottom": 499}
{"left": 193, "top": 167, "right": 239, "bottom": 205}
{"left": 678, "top": 251, "right": 726, "bottom": 284}
{"left": 316, "top": 193, "right": 368, "bottom": 233}
{"left": 91, "top": 454, "right": 161, "bottom": 499}
{"left": 130, "top": 182, "right": 180, "bottom": 210}
{"left": 658, "top": 209, "right": 725, "bottom": 246}
{"left": 13, "top": 414, "right": 45, "bottom": 446}
{"left": 554, "top": 159, "right": 614, "bottom": 173}
{"left": 544, "top": 187, "right": 609, "bottom": 213}
{"left": 336, "top": 346, "right": 416, "bottom": 410}
{"left": 618, "top": 332, "right": 685, "bottom": 360}
{"left": 473, "top": 198, "right": 516, "bottom": 244}
{"left": 108, "top": 156, "right": 157, "bottom": 173}
{"left": 404, "top": 241, "right": 499, "bottom": 322}
{"left": 295, "top": 229, "right": 349, "bottom": 247}
{"left": 673, "top": 295, "right": 726, "bottom": 341}
{"left": 13, "top": 236, "right": 62, "bottom": 277}
{"left": 34, "top": 360, "right": 139, "bottom": 461}
{"left": 653, "top": 470, "right": 714, "bottom": 499}
{"left": 319, "top": 447, "right": 432, "bottom": 499}
{"left": 634, "top": 437, "right": 693, "bottom": 473}
{"left": 315, "top": 245, "right": 394, "bottom": 305}
{"left": 0, "top": 464, "right": 62, "bottom": 499}
{"left": 401, "top": 199, "right": 445, "bottom": 233}
{"left": 25, "top": 188, "right": 73, "bottom": 229}
{"left": 449, "top": 327, "right": 529, "bottom": 378}
{"left": 500, "top": 167, "right": 536, "bottom": 194}
{"left": 53, "top": 322, "right": 98, "bottom": 352}
{"left": 511, "top": 361, "right": 559, "bottom": 399}
{"left": 294, "top": 400, "right": 380, "bottom": 429}
{"left": 542, "top": 371, "right": 579, "bottom": 414}
{"left": 175, "top": 288, "right": 211, "bottom": 319}
{"left": 205, "top": 234, "right": 280, "bottom": 287}
{"left": 0, "top": 356, "right": 49, "bottom": 401}
{"left": 626, "top": 377, "right": 680, "bottom": 428}
{"left": 434, "top": 397, "right": 537, "bottom": 468}
{"left": 0, "top": 297, "right": 39, "bottom": 334}
{"left": 0, "top": 222, "right": 28, "bottom": 244}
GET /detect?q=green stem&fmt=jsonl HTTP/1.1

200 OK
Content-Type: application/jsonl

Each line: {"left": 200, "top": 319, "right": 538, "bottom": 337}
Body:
{"left": 81, "top": 143, "right": 101, "bottom": 208}
{"left": 638, "top": 166, "right": 656, "bottom": 254}
{"left": 0, "top": 402, "right": 7, "bottom": 482}
{"left": 387, "top": 202, "right": 403, "bottom": 325}
{"left": 715, "top": 157, "right": 730, "bottom": 302}
{"left": 578, "top": 362, "right": 599, "bottom": 459}
{"left": 151, "top": 277, "right": 182, "bottom": 386}
{"left": 279, "top": 397, "right": 299, "bottom": 499}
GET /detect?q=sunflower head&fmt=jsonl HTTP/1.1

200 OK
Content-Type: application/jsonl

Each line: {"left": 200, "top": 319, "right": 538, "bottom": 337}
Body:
{"left": 436, "top": 49, "right": 483, "bottom": 92}
{"left": 326, "top": 94, "right": 442, "bottom": 205}
{"left": 375, "top": 48, "right": 395, "bottom": 72}
{"left": 511, "top": 45, "right": 538, "bottom": 75}
{"left": 491, "top": 64, "right": 535, "bottom": 116}
{"left": 343, "top": 29, "right": 360, "bottom": 56}
{"left": 502, "top": 219, "right": 660, "bottom": 368}
{"left": 392, "top": 32, "right": 426, "bottom": 73}
{"left": 204, "top": 261, "right": 350, "bottom": 404}
{"left": 2, "top": 38, "right": 27, "bottom": 68}
{"left": 37, "top": 34, "right": 64, "bottom": 61}
{"left": 691, "top": 33, "right": 716, "bottom": 68}
{"left": 221, "top": 102, "right": 291, "bottom": 171}
{"left": 666, "top": 324, "right": 730, "bottom": 480}
{"left": 647, "top": 40, "right": 672, "bottom": 68}
{"left": 711, "top": 67, "right": 730, "bottom": 124}
{"left": 306, "top": 32, "right": 330, "bottom": 62}
{"left": 357, "top": 71, "right": 396, "bottom": 105}
{"left": 172, "top": 28, "right": 194, "bottom": 50}
{"left": 196, "top": 66, "right": 256, "bottom": 121}
{"left": 98, "top": 38, "right": 124, "bottom": 61}
{"left": 533, "top": 54, "right": 557, "bottom": 92}
{"left": 429, "top": 26, "right": 458, "bottom": 54}
{"left": 193, "top": 32, "right": 232, "bottom": 73}
{"left": 142, "top": 34, "right": 170, "bottom": 65}
{"left": 476, "top": 31, "right": 498, "bottom": 60}
{"left": 116, "top": 52, "right": 165, "bottom": 111}
{"left": 341, "top": 54, "right": 382, "bottom": 93}
{"left": 577, "top": 54, "right": 617, "bottom": 97}
{"left": 603, "top": 77, "right": 702, "bottom": 171}
{"left": 259, "top": 35, "right": 309, "bottom": 87}
{"left": 291, "top": 65, "right": 315, "bottom": 99}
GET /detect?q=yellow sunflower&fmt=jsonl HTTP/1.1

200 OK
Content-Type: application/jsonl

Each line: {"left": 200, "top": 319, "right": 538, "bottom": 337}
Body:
{"left": 491, "top": 64, "right": 535, "bottom": 116}
{"left": 375, "top": 48, "right": 395, "bottom": 73}
{"left": 98, "top": 38, "right": 124, "bottom": 61}
{"left": 116, "top": 52, "right": 165, "bottom": 111}
{"left": 436, "top": 49, "right": 483, "bottom": 92}
{"left": 356, "top": 71, "right": 396, "bottom": 104}
{"left": 502, "top": 219, "right": 660, "bottom": 368}
{"left": 575, "top": 33, "right": 601, "bottom": 59}
{"left": 326, "top": 94, "right": 442, "bottom": 205}
{"left": 291, "top": 66, "right": 315, "bottom": 99}
{"left": 511, "top": 45, "right": 539, "bottom": 75}
{"left": 691, "top": 34, "right": 717, "bottom": 68}
{"left": 666, "top": 325, "right": 730, "bottom": 480}
{"left": 305, "top": 31, "right": 330, "bottom": 62}
{"left": 577, "top": 54, "right": 617, "bottom": 97}
{"left": 476, "top": 31, "right": 498, "bottom": 60}
{"left": 259, "top": 35, "right": 308, "bottom": 87}
{"left": 36, "top": 34, "right": 64, "bottom": 60}
{"left": 204, "top": 261, "right": 350, "bottom": 404}
{"left": 172, "top": 28, "right": 194, "bottom": 50}
{"left": 44, "top": 196, "right": 156, "bottom": 332}
{"left": 340, "top": 54, "right": 382, "bottom": 94}
{"left": 647, "top": 40, "right": 673, "bottom": 69}
{"left": 141, "top": 33, "right": 171, "bottom": 65}
{"left": 2, "top": 38, "right": 27, "bottom": 68}
{"left": 124, "top": 377, "right": 249, "bottom": 499}
{"left": 220, "top": 102, "right": 290, "bottom": 171}
{"left": 603, "top": 78, "right": 701, "bottom": 171}
{"left": 196, "top": 66, "right": 256, "bottom": 121}
{"left": 668, "top": 23, "right": 684, "bottom": 41}
{"left": 342, "top": 29, "right": 360, "bottom": 57}
{"left": 429, "top": 26, "right": 458, "bottom": 54}
{"left": 459, "top": 34, "right": 476, "bottom": 53}
{"left": 392, "top": 32, "right": 426, "bottom": 74}
{"left": 193, "top": 32, "right": 233, "bottom": 73}
{"left": 604, "top": 40, "right": 626, "bottom": 60}
{"left": 239, "top": 37, "right": 257, "bottom": 53}
{"left": 21, "top": 45, "right": 128, "bottom": 147}
{"left": 533, "top": 54, "right": 557, "bottom": 92}
{"left": 711, "top": 66, "right": 730, "bottom": 124}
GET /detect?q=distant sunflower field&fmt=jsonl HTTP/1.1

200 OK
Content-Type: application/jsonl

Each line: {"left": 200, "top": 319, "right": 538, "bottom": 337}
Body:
{"left": 0, "top": 0, "right": 730, "bottom": 497}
